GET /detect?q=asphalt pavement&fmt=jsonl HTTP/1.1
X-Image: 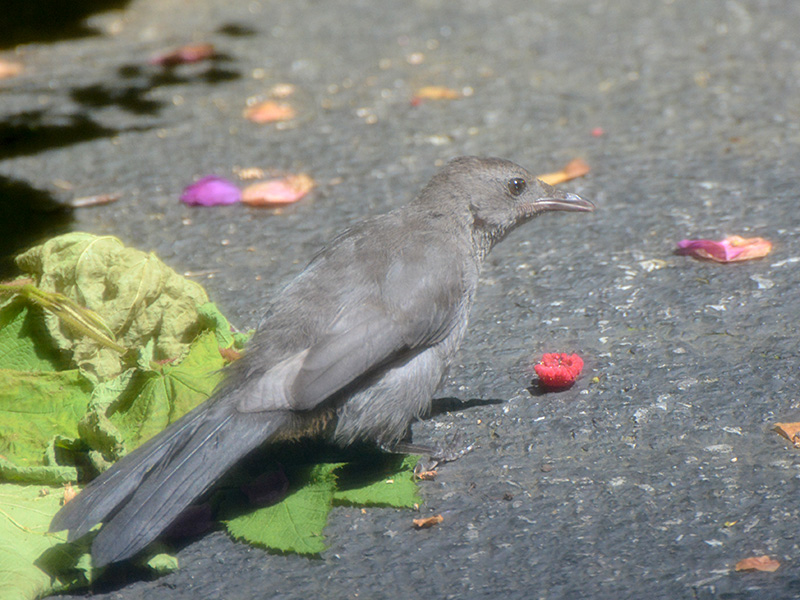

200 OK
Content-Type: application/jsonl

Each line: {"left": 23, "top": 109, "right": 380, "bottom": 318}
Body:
{"left": 2, "top": 1, "right": 800, "bottom": 598}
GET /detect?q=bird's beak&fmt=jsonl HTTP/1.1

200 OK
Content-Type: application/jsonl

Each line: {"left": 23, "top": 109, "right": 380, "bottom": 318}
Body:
{"left": 532, "top": 191, "right": 595, "bottom": 213}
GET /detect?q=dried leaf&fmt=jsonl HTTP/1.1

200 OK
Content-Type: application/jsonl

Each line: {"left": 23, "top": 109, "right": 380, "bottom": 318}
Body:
{"left": 181, "top": 176, "right": 241, "bottom": 206}
{"left": 413, "top": 514, "right": 443, "bottom": 529}
{"left": 241, "top": 174, "right": 315, "bottom": 206}
{"left": 68, "top": 193, "right": 121, "bottom": 208}
{"left": 735, "top": 555, "right": 780, "bottom": 572}
{"left": 219, "top": 346, "right": 242, "bottom": 362}
{"left": 62, "top": 482, "right": 77, "bottom": 505}
{"left": 537, "top": 158, "right": 591, "bottom": 185}
{"left": 244, "top": 101, "right": 296, "bottom": 123}
{"left": 149, "top": 43, "right": 216, "bottom": 66}
{"left": 774, "top": 422, "right": 800, "bottom": 446}
{"left": 676, "top": 236, "right": 772, "bottom": 263}
{"left": 414, "top": 470, "right": 437, "bottom": 481}
{"left": 0, "top": 59, "right": 23, "bottom": 79}
{"left": 412, "top": 86, "right": 461, "bottom": 103}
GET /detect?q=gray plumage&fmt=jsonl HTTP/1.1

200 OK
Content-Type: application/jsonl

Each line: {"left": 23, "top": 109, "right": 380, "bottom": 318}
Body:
{"left": 49, "top": 156, "right": 594, "bottom": 566}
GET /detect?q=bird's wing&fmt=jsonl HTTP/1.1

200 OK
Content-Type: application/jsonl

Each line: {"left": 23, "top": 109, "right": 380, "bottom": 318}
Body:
{"left": 237, "top": 247, "right": 467, "bottom": 413}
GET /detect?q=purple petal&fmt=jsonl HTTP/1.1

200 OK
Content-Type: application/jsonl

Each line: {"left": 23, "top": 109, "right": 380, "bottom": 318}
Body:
{"left": 677, "top": 236, "right": 772, "bottom": 263}
{"left": 676, "top": 239, "right": 731, "bottom": 261}
{"left": 181, "top": 175, "right": 241, "bottom": 206}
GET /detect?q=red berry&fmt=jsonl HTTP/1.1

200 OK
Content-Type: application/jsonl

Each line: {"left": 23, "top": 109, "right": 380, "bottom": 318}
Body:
{"left": 534, "top": 353, "right": 584, "bottom": 390}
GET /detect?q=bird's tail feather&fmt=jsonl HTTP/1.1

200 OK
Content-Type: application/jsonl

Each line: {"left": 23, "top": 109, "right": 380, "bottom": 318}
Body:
{"left": 50, "top": 399, "right": 289, "bottom": 567}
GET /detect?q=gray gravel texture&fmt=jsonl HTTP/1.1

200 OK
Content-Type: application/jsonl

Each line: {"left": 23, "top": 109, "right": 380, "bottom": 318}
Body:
{"left": 3, "top": 0, "right": 800, "bottom": 598}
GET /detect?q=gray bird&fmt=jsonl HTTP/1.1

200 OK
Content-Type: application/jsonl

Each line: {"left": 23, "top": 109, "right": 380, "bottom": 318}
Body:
{"left": 50, "top": 156, "right": 594, "bottom": 566}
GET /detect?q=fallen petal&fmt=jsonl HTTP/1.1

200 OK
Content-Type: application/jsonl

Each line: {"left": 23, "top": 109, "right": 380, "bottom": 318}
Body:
{"left": 677, "top": 236, "right": 772, "bottom": 263}
{"left": 149, "top": 43, "right": 216, "bottom": 66}
{"left": 244, "top": 100, "right": 296, "bottom": 123}
{"left": 537, "top": 158, "right": 591, "bottom": 186}
{"left": 241, "top": 173, "right": 315, "bottom": 206}
{"left": 534, "top": 352, "right": 584, "bottom": 390}
{"left": 181, "top": 176, "right": 241, "bottom": 206}
{"left": 0, "top": 59, "right": 23, "bottom": 79}
{"left": 735, "top": 555, "right": 780, "bottom": 572}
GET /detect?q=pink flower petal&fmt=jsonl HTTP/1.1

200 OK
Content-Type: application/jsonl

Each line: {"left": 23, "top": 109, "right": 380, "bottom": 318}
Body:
{"left": 241, "top": 174, "right": 315, "bottom": 206}
{"left": 180, "top": 176, "right": 241, "bottom": 206}
{"left": 677, "top": 236, "right": 772, "bottom": 263}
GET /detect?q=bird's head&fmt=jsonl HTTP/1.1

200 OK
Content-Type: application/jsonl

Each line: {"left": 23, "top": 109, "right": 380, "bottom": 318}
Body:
{"left": 414, "top": 156, "right": 594, "bottom": 254}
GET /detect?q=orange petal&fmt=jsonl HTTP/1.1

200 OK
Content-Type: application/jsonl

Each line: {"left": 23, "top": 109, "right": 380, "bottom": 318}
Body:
{"left": 735, "top": 555, "right": 780, "bottom": 572}
{"left": 677, "top": 236, "right": 772, "bottom": 263}
{"left": 241, "top": 174, "right": 315, "bottom": 206}
{"left": 724, "top": 235, "right": 772, "bottom": 261}
{"left": 537, "top": 158, "right": 591, "bottom": 186}
{"left": 413, "top": 514, "right": 444, "bottom": 529}
{"left": 244, "top": 101, "right": 296, "bottom": 123}
{"left": 0, "top": 59, "right": 23, "bottom": 79}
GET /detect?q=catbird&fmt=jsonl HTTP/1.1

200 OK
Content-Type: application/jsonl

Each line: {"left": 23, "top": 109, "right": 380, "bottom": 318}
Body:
{"left": 50, "top": 156, "right": 594, "bottom": 566}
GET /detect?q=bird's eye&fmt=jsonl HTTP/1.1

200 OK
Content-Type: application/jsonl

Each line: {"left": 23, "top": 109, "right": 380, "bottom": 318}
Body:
{"left": 507, "top": 177, "right": 527, "bottom": 196}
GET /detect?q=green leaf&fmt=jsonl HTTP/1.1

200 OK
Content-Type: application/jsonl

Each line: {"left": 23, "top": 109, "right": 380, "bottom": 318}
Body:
{"left": 219, "top": 451, "right": 420, "bottom": 557}
{"left": 0, "top": 457, "right": 76, "bottom": 486}
{"left": 198, "top": 302, "right": 253, "bottom": 350}
{"left": 15, "top": 233, "right": 210, "bottom": 381}
{"left": 223, "top": 463, "right": 340, "bottom": 555}
{"left": 334, "top": 455, "right": 420, "bottom": 508}
{"left": 0, "top": 301, "right": 66, "bottom": 372}
{"left": 76, "top": 369, "right": 136, "bottom": 466}
{"left": 0, "top": 484, "right": 94, "bottom": 600}
{"left": 0, "top": 369, "right": 91, "bottom": 474}
{"left": 144, "top": 551, "right": 179, "bottom": 574}
{"left": 106, "top": 331, "right": 227, "bottom": 451}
